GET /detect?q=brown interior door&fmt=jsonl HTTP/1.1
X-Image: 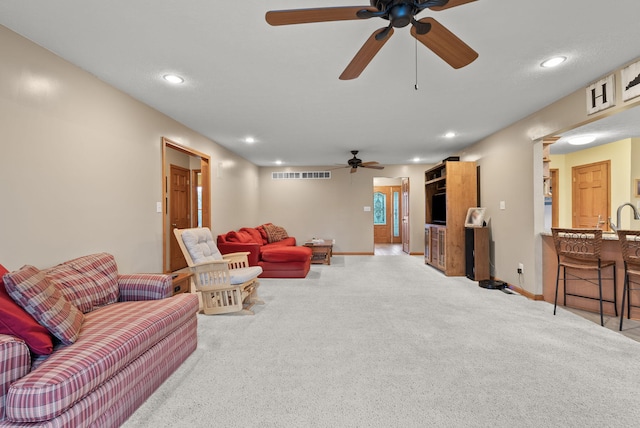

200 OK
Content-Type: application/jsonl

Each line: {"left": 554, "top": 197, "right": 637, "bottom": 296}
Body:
{"left": 572, "top": 160, "right": 610, "bottom": 230}
{"left": 401, "top": 178, "right": 410, "bottom": 253}
{"left": 170, "top": 164, "right": 190, "bottom": 271}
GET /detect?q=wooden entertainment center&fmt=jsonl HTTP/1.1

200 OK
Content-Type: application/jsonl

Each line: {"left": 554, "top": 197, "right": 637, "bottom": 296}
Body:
{"left": 424, "top": 160, "right": 478, "bottom": 276}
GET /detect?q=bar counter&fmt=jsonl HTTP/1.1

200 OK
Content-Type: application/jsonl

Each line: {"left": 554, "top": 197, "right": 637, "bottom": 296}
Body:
{"left": 542, "top": 232, "right": 632, "bottom": 317}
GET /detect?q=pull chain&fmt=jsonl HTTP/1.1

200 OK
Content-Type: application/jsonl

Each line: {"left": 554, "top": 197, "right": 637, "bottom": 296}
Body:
{"left": 414, "top": 37, "right": 419, "bottom": 90}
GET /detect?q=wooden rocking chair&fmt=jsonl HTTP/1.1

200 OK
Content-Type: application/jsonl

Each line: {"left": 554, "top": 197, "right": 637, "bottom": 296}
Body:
{"left": 174, "top": 227, "right": 263, "bottom": 315}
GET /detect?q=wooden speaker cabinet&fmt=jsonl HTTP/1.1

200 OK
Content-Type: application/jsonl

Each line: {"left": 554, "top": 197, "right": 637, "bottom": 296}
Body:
{"left": 465, "top": 227, "right": 490, "bottom": 281}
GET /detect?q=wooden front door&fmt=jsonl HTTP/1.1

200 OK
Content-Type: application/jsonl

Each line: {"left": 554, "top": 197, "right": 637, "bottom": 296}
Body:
{"left": 169, "top": 164, "right": 190, "bottom": 271}
{"left": 401, "top": 178, "right": 410, "bottom": 253}
{"left": 373, "top": 186, "right": 402, "bottom": 244}
{"left": 572, "top": 160, "right": 610, "bottom": 230}
{"left": 373, "top": 187, "right": 391, "bottom": 244}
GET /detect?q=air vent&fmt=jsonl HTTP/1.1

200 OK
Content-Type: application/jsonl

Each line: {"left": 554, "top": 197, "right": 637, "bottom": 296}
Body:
{"left": 272, "top": 171, "right": 331, "bottom": 180}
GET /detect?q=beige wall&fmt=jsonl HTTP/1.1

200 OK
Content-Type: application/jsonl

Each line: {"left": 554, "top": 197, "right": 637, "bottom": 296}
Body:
{"left": 258, "top": 165, "right": 427, "bottom": 254}
{"left": 0, "top": 25, "right": 259, "bottom": 273}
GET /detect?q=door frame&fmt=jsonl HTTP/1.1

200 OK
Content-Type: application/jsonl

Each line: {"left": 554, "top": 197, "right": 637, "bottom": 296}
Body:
{"left": 372, "top": 176, "right": 410, "bottom": 254}
{"left": 162, "top": 137, "right": 211, "bottom": 272}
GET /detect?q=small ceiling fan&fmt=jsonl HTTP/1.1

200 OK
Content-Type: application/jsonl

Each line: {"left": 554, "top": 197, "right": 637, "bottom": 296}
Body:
{"left": 265, "top": 0, "right": 478, "bottom": 80}
{"left": 338, "top": 151, "right": 385, "bottom": 173}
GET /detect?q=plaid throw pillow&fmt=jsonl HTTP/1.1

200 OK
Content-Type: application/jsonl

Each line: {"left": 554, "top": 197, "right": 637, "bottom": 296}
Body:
{"left": 44, "top": 253, "right": 119, "bottom": 313}
{"left": 263, "top": 224, "right": 289, "bottom": 243}
{"left": 4, "top": 265, "right": 84, "bottom": 345}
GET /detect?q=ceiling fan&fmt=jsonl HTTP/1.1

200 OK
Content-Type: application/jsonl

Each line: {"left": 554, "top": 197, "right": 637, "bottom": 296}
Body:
{"left": 338, "top": 150, "right": 385, "bottom": 173}
{"left": 265, "top": 0, "right": 479, "bottom": 80}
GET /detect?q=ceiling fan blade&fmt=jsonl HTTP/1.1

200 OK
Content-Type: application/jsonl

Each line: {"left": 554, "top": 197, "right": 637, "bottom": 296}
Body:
{"left": 361, "top": 165, "right": 385, "bottom": 170}
{"left": 266, "top": 6, "right": 377, "bottom": 26}
{"left": 360, "top": 161, "right": 380, "bottom": 166}
{"left": 339, "top": 27, "right": 394, "bottom": 80}
{"left": 429, "top": 0, "right": 477, "bottom": 12}
{"left": 351, "top": 167, "right": 358, "bottom": 174}
{"left": 410, "top": 17, "right": 478, "bottom": 69}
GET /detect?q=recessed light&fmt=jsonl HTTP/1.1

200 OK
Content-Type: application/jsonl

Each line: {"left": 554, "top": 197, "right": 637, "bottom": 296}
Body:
{"left": 275, "top": 160, "right": 283, "bottom": 165}
{"left": 163, "top": 74, "right": 184, "bottom": 84}
{"left": 445, "top": 132, "right": 456, "bottom": 138}
{"left": 413, "top": 157, "right": 420, "bottom": 162}
{"left": 541, "top": 56, "right": 566, "bottom": 68}
{"left": 244, "top": 137, "right": 256, "bottom": 144}
{"left": 568, "top": 135, "right": 596, "bottom": 145}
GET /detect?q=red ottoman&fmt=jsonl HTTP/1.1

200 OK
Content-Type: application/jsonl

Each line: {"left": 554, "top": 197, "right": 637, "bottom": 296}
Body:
{"left": 259, "top": 246, "right": 312, "bottom": 278}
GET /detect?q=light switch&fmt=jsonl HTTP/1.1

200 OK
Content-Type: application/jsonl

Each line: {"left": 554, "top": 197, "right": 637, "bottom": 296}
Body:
{"left": 364, "top": 206, "right": 371, "bottom": 212}
{"left": 499, "top": 201, "right": 506, "bottom": 210}
{"left": 156, "top": 202, "right": 163, "bottom": 213}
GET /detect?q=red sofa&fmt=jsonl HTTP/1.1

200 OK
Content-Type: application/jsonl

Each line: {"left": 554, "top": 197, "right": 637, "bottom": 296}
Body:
{"left": 217, "top": 224, "right": 312, "bottom": 278}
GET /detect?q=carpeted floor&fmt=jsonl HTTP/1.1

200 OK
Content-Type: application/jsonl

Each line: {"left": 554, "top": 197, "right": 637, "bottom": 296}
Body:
{"left": 123, "top": 256, "right": 640, "bottom": 427}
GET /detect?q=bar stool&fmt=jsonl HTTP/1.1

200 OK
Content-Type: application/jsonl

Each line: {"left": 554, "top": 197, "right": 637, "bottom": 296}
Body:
{"left": 551, "top": 228, "right": 617, "bottom": 326}
{"left": 616, "top": 230, "right": 640, "bottom": 331}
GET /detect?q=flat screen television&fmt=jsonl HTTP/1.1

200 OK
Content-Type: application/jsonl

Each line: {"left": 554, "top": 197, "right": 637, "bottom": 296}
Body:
{"left": 431, "top": 193, "right": 447, "bottom": 225}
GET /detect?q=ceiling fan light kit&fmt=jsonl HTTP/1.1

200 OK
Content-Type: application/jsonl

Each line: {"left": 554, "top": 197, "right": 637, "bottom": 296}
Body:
{"left": 343, "top": 150, "right": 385, "bottom": 173}
{"left": 266, "top": 0, "right": 479, "bottom": 80}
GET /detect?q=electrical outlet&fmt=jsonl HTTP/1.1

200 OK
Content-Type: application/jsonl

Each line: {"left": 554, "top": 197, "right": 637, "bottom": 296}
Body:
{"left": 517, "top": 263, "right": 524, "bottom": 274}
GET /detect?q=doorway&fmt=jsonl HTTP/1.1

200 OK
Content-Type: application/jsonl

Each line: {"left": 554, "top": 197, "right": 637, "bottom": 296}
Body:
{"left": 373, "top": 185, "right": 401, "bottom": 244}
{"left": 373, "top": 177, "right": 409, "bottom": 255}
{"left": 162, "top": 137, "right": 211, "bottom": 273}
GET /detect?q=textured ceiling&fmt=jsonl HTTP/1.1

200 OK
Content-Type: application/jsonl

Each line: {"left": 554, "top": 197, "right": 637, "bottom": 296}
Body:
{"left": 1, "top": 0, "right": 640, "bottom": 166}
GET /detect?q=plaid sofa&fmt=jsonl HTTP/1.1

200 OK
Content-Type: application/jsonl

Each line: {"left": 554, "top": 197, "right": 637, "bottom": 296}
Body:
{"left": 0, "top": 254, "right": 199, "bottom": 427}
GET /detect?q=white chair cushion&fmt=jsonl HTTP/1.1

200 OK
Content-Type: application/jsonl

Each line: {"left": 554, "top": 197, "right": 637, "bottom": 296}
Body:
{"left": 181, "top": 228, "right": 223, "bottom": 264}
{"left": 229, "top": 266, "right": 263, "bottom": 285}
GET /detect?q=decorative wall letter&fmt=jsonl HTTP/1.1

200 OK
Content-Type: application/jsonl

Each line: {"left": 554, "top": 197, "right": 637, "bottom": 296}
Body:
{"left": 586, "top": 74, "right": 615, "bottom": 115}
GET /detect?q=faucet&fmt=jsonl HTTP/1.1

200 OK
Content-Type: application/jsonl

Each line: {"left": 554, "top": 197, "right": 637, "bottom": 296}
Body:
{"left": 609, "top": 203, "right": 640, "bottom": 232}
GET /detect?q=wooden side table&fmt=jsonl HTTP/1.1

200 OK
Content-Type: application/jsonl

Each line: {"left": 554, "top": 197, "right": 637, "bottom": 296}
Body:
{"left": 171, "top": 272, "right": 193, "bottom": 296}
{"left": 303, "top": 239, "right": 333, "bottom": 265}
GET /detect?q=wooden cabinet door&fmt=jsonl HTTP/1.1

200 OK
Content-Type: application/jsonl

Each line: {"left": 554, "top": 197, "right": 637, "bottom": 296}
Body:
{"left": 437, "top": 228, "right": 446, "bottom": 269}
{"left": 424, "top": 227, "right": 431, "bottom": 263}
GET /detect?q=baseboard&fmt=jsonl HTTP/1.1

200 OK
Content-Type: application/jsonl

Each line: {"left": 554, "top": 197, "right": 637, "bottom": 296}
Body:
{"left": 495, "top": 278, "right": 544, "bottom": 300}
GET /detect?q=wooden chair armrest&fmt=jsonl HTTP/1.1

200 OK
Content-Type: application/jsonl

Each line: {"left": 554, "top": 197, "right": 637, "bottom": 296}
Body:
{"left": 222, "top": 252, "right": 251, "bottom": 269}
{"left": 187, "top": 261, "right": 233, "bottom": 292}
{"left": 222, "top": 251, "right": 251, "bottom": 258}
{"left": 191, "top": 260, "right": 227, "bottom": 267}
